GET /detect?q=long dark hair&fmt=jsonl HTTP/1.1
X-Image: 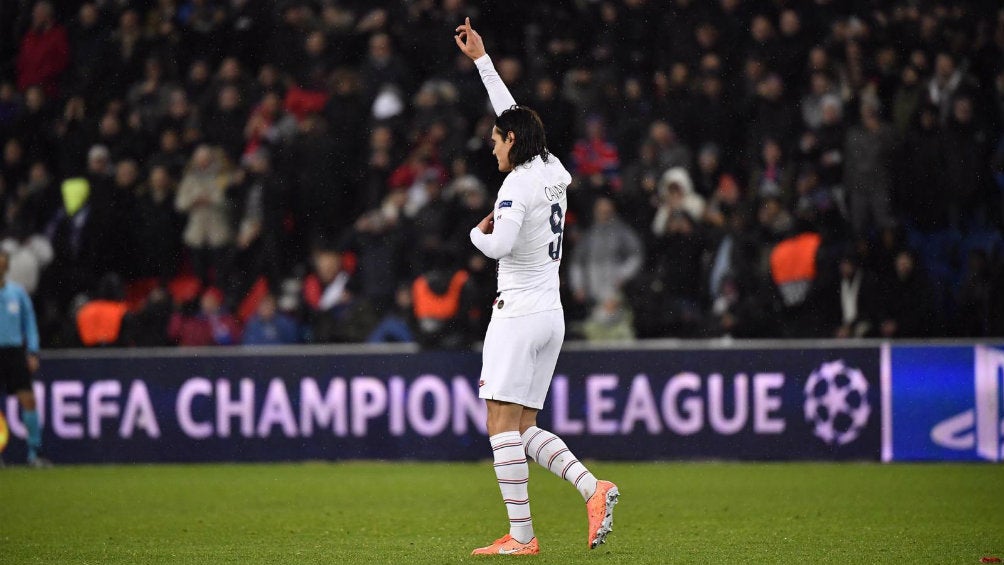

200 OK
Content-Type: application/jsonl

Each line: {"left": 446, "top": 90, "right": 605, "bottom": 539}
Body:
{"left": 495, "top": 105, "right": 550, "bottom": 168}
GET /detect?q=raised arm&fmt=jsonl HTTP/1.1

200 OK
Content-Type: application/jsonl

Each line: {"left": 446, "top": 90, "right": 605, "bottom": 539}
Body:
{"left": 455, "top": 17, "right": 517, "bottom": 116}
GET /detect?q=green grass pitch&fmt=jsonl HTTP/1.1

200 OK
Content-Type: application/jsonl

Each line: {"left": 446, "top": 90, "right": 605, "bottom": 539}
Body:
{"left": 1, "top": 461, "right": 1001, "bottom": 564}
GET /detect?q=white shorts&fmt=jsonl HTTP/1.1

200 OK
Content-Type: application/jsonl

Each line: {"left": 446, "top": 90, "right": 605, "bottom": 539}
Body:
{"left": 479, "top": 309, "right": 565, "bottom": 410}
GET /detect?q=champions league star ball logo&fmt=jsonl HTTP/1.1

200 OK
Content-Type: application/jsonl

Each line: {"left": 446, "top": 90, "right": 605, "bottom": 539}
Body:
{"left": 803, "top": 360, "right": 871, "bottom": 446}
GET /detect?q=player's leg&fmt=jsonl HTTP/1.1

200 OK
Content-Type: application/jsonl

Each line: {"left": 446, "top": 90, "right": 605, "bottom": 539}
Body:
{"left": 519, "top": 311, "right": 597, "bottom": 499}
{"left": 472, "top": 400, "right": 538, "bottom": 555}
{"left": 520, "top": 409, "right": 597, "bottom": 500}
{"left": 520, "top": 310, "right": 618, "bottom": 548}
{"left": 487, "top": 400, "right": 535, "bottom": 542}
{"left": 473, "top": 318, "right": 539, "bottom": 555}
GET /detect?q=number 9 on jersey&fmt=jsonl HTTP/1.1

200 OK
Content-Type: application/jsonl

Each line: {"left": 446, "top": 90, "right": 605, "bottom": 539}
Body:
{"left": 548, "top": 203, "right": 564, "bottom": 261}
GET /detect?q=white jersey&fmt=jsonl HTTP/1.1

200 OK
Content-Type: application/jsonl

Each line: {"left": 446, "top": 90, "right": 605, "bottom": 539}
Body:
{"left": 490, "top": 156, "right": 571, "bottom": 318}
{"left": 468, "top": 54, "right": 572, "bottom": 319}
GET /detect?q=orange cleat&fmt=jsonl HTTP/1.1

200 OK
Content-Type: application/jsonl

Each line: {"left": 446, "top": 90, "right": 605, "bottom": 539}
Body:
{"left": 471, "top": 534, "right": 540, "bottom": 556}
{"left": 586, "top": 480, "right": 619, "bottom": 549}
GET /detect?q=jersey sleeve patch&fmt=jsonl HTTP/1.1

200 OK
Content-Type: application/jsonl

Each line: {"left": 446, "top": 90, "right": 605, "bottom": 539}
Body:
{"left": 498, "top": 200, "right": 513, "bottom": 208}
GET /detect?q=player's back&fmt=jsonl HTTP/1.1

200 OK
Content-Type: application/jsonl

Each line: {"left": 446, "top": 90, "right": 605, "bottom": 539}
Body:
{"left": 492, "top": 154, "right": 571, "bottom": 318}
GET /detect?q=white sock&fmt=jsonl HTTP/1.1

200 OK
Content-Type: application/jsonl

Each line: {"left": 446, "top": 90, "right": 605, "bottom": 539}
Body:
{"left": 522, "top": 426, "right": 598, "bottom": 501}
{"left": 490, "top": 431, "right": 534, "bottom": 543}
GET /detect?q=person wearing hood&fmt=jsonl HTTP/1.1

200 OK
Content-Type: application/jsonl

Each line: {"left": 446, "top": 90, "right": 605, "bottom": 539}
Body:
{"left": 652, "top": 166, "right": 706, "bottom": 236}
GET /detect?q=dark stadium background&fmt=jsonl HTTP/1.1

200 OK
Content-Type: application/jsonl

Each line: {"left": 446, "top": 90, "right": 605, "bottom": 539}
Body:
{"left": 2, "top": 0, "right": 1003, "bottom": 349}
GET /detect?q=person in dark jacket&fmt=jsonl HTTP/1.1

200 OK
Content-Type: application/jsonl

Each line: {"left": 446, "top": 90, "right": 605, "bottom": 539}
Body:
{"left": 824, "top": 254, "right": 881, "bottom": 338}
{"left": 844, "top": 98, "right": 895, "bottom": 235}
{"left": 879, "top": 250, "right": 938, "bottom": 338}
{"left": 897, "top": 104, "right": 948, "bottom": 231}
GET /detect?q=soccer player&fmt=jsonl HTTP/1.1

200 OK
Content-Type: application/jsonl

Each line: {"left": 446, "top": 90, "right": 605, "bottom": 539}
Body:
{"left": 455, "top": 18, "right": 618, "bottom": 556}
{"left": 0, "top": 249, "right": 49, "bottom": 467}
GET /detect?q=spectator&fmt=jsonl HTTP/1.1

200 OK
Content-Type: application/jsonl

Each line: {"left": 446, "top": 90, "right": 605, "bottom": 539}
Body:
{"left": 745, "top": 73, "right": 797, "bottom": 161}
{"left": 15, "top": 1, "right": 68, "bottom": 98}
{"left": 769, "top": 227, "right": 823, "bottom": 336}
{"left": 801, "top": 72, "right": 839, "bottom": 131}
{"left": 339, "top": 190, "right": 411, "bottom": 315}
{"left": 149, "top": 127, "right": 188, "bottom": 179}
{"left": 411, "top": 254, "right": 478, "bottom": 350}
{"left": 41, "top": 176, "right": 105, "bottom": 314}
{"left": 943, "top": 95, "right": 992, "bottom": 230}
{"left": 569, "top": 197, "right": 644, "bottom": 315}
{"left": 367, "top": 284, "right": 415, "bottom": 344}
{"left": 792, "top": 164, "right": 840, "bottom": 226}
{"left": 749, "top": 138, "right": 793, "bottom": 203}
{"left": 897, "top": 104, "right": 948, "bottom": 231}
{"left": 66, "top": 2, "right": 106, "bottom": 107}
{"left": 107, "top": 159, "right": 140, "bottom": 277}
{"left": 572, "top": 115, "right": 621, "bottom": 197}
{"left": 284, "top": 114, "right": 348, "bottom": 247}
{"left": 6, "top": 160, "right": 57, "bottom": 236}
{"left": 530, "top": 76, "right": 576, "bottom": 164}
{"left": 652, "top": 167, "right": 706, "bottom": 232}
{"left": 121, "top": 285, "right": 172, "bottom": 347}
{"left": 825, "top": 254, "right": 880, "bottom": 338}
{"left": 878, "top": 250, "right": 937, "bottom": 338}
{"left": 76, "top": 273, "right": 128, "bottom": 347}
{"left": 646, "top": 120, "right": 691, "bottom": 174}
{"left": 844, "top": 98, "right": 895, "bottom": 235}
{"left": 955, "top": 249, "right": 994, "bottom": 337}
{"left": 54, "top": 96, "right": 90, "bottom": 179}
{"left": 104, "top": 10, "right": 149, "bottom": 100}
{"left": 242, "top": 293, "right": 300, "bottom": 346}
{"left": 639, "top": 208, "right": 706, "bottom": 338}
{"left": 127, "top": 58, "right": 172, "bottom": 133}
{"left": 0, "top": 223, "right": 53, "bottom": 297}
{"left": 175, "top": 144, "right": 233, "bottom": 287}
{"left": 704, "top": 275, "right": 771, "bottom": 339}
{"left": 891, "top": 65, "right": 924, "bottom": 136}
{"left": 798, "top": 94, "right": 845, "bottom": 191}
{"left": 927, "top": 52, "right": 971, "bottom": 123}
{"left": 620, "top": 141, "right": 663, "bottom": 233}
{"left": 302, "top": 248, "right": 375, "bottom": 343}
{"left": 167, "top": 287, "right": 241, "bottom": 346}
{"left": 203, "top": 85, "right": 248, "bottom": 162}
{"left": 133, "top": 165, "right": 183, "bottom": 282}
{"left": 226, "top": 149, "right": 285, "bottom": 300}
{"left": 757, "top": 196, "right": 795, "bottom": 244}
{"left": 158, "top": 89, "right": 199, "bottom": 146}
{"left": 692, "top": 71, "right": 733, "bottom": 160}
{"left": 11, "top": 86, "right": 54, "bottom": 164}
{"left": 361, "top": 32, "right": 412, "bottom": 100}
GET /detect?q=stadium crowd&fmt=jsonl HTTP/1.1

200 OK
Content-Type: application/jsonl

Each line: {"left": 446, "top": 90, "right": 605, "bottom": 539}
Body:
{"left": 1, "top": 0, "right": 1003, "bottom": 348}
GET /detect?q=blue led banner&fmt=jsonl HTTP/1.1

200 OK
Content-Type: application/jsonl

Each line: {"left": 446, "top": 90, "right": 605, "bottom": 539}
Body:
{"left": 889, "top": 344, "right": 1004, "bottom": 462}
{"left": 0, "top": 346, "right": 882, "bottom": 463}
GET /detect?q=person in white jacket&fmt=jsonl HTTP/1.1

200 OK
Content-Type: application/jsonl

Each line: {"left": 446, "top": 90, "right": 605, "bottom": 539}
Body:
{"left": 455, "top": 18, "right": 618, "bottom": 557}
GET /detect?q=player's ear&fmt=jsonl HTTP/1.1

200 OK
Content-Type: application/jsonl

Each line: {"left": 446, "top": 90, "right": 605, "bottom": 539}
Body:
{"left": 505, "top": 131, "right": 515, "bottom": 144}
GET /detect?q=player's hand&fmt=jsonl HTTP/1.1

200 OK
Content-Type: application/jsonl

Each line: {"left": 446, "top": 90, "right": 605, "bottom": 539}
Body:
{"left": 26, "top": 354, "right": 39, "bottom": 374}
{"left": 476, "top": 211, "right": 494, "bottom": 234}
{"left": 454, "top": 17, "right": 486, "bottom": 60}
